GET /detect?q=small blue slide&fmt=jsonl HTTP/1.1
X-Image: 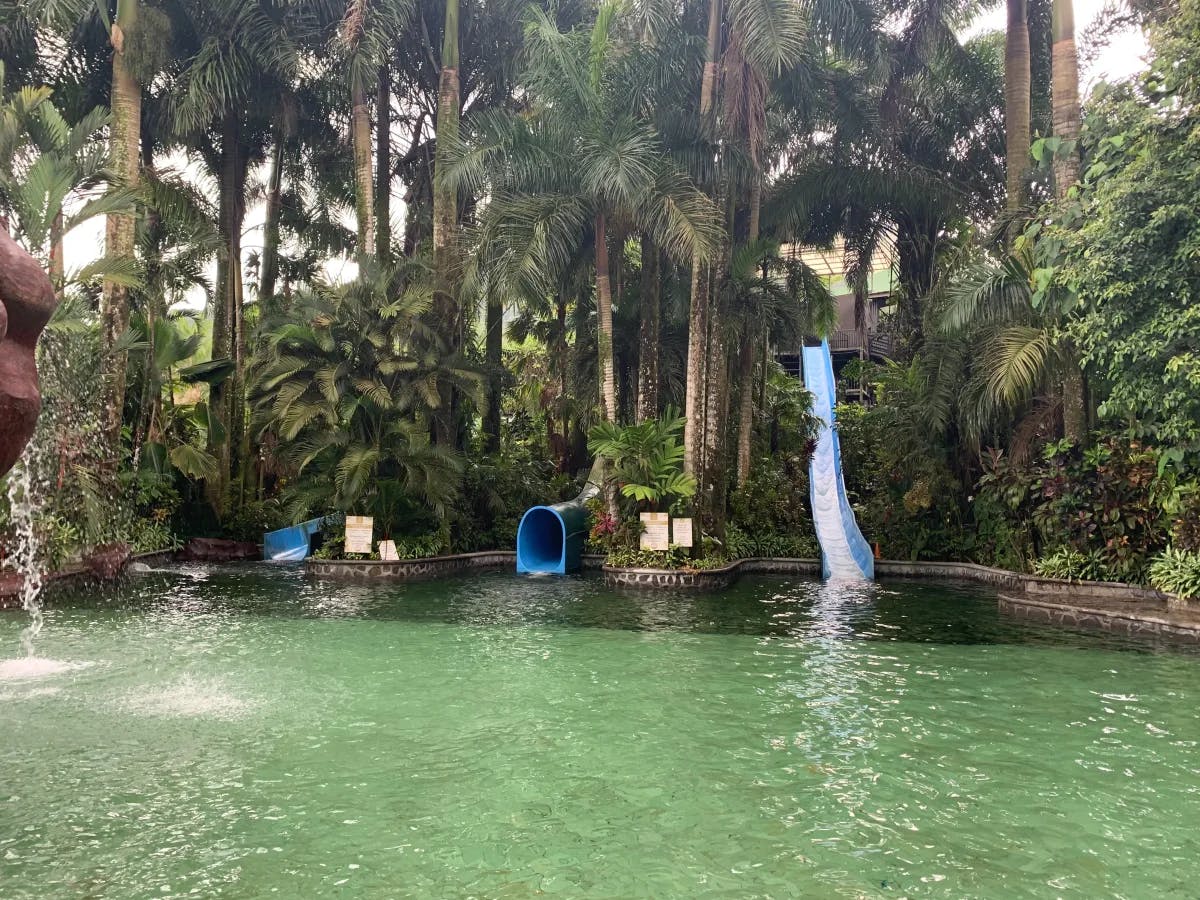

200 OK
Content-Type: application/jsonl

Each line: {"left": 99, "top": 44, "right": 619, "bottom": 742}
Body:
{"left": 802, "top": 339, "right": 875, "bottom": 581}
{"left": 263, "top": 517, "right": 327, "bottom": 561}
{"left": 516, "top": 462, "right": 603, "bottom": 574}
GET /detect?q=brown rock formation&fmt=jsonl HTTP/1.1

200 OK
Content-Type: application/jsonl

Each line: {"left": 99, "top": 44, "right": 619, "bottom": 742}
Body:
{"left": 0, "top": 226, "right": 57, "bottom": 477}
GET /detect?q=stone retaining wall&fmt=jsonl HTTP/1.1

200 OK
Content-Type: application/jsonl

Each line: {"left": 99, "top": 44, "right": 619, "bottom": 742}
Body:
{"left": 0, "top": 549, "right": 180, "bottom": 610}
{"left": 7, "top": 546, "right": 1192, "bottom": 642}
{"left": 998, "top": 594, "right": 1200, "bottom": 643}
{"left": 306, "top": 551, "right": 518, "bottom": 582}
{"left": 603, "top": 557, "right": 822, "bottom": 590}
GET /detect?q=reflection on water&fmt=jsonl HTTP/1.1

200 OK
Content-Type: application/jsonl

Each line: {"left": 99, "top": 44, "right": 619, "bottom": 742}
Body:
{"left": 0, "top": 565, "right": 1198, "bottom": 899}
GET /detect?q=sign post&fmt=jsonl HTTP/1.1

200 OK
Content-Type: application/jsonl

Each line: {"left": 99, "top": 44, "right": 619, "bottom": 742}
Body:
{"left": 344, "top": 516, "right": 374, "bottom": 555}
{"left": 639, "top": 512, "right": 670, "bottom": 551}
{"left": 672, "top": 517, "right": 693, "bottom": 548}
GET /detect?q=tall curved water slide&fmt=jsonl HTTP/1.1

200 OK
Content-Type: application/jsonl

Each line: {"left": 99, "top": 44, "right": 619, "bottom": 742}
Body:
{"left": 803, "top": 339, "right": 875, "bottom": 581}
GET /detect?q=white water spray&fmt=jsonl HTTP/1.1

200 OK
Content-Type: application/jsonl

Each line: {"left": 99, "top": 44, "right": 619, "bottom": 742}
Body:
{"left": 5, "top": 452, "right": 45, "bottom": 657}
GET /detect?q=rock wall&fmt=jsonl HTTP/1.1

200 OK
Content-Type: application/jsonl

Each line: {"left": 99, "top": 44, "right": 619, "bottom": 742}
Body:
{"left": 0, "top": 228, "right": 57, "bottom": 477}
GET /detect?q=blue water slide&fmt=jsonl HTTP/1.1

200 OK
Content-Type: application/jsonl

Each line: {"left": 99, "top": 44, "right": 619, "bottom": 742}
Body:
{"left": 516, "top": 462, "right": 604, "bottom": 574}
{"left": 263, "top": 517, "right": 327, "bottom": 561}
{"left": 802, "top": 340, "right": 875, "bottom": 581}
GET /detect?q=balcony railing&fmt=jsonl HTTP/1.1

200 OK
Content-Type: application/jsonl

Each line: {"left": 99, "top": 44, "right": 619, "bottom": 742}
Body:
{"left": 827, "top": 330, "right": 895, "bottom": 359}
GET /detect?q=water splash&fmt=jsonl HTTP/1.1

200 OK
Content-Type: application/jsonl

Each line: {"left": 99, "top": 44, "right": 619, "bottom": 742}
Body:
{"left": 5, "top": 451, "right": 45, "bottom": 657}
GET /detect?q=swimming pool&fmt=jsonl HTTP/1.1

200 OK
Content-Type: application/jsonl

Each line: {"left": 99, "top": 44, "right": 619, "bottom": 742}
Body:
{"left": 2, "top": 565, "right": 1197, "bottom": 897}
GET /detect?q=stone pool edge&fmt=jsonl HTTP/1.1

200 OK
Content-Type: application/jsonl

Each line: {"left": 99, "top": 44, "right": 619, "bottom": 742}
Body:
{"left": 305, "top": 554, "right": 1199, "bottom": 641}
{"left": 4, "top": 551, "right": 1195, "bottom": 642}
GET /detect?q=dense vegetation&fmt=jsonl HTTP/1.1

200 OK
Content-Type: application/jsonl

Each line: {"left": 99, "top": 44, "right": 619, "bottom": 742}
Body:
{"left": 0, "top": 0, "right": 1197, "bottom": 600}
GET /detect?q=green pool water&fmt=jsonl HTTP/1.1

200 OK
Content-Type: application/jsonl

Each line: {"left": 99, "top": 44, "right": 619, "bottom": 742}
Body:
{"left": 1, "top": 566, "right": 1198, "bottom": 899}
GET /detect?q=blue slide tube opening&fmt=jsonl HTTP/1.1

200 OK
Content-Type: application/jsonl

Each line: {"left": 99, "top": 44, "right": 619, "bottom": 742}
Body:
{"left": 516, "top": 462, "right": 603, "bottom": 574}
{"left": 516, "top": 507, "right": 571, "bottom": 574}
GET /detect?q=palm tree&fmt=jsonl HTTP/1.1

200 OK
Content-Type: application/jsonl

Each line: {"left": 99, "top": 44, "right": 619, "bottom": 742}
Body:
{"left": 768, "top": 29, "right": 1006, "bottom": 355}
{"left": 681, "top": 0, "right": 723, "bottom": 479}
{"left": 99, "top": 0, "right": 142, "bottom": 456}
{"left": 340, "top": 0, "right": 410, "bottom": 256}
{"left": 1050, "top": 0, "right": 1085, "bottom": 439}
{"left": 938, "top": 233, "right": 1083, "bottom": 445}
{"left": 727, "top": 240, "right": 835, "bottom": 486}
{"left": 446, "top": 3, "right": 720, "bottom": 428}
{"left": 431, "top": 0, "right": 462, "bottom": 445}
{"left": 0, "top": 73, "right": 133, "bottom": 270}
{"left": 164, "top": 0, "right": 303, "bottom": 512}
{"left": 1005, "top": 0, "right": 1031, "bottom": 214}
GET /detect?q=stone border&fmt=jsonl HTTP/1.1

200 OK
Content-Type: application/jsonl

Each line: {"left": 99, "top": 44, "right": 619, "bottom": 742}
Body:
{"left": 305, "top": 551, "right": 517, "bottom": 582}
{"left": 8, "top": 546, "right": 1192, "bottom": 642}
{"left": 603, "top": 557, "right": 821, "bottom": 590}
{"left": 0, "top": 549, "right": 180, "bottom": 610}
{"left": 998, "top": 594, "right": 1200, "bottom": 644}
{"left": 873, "top": 559, "right": 1171, "bottom": 605}
{"left": 304, "top": 552, "right": 610, "bottom": 582}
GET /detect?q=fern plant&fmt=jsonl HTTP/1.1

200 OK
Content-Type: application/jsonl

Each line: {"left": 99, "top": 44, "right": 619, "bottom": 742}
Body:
{"left": 1149, "top": 549, "right": 1200, "bottom": 601}
{"left": 249, "top": 259, "right": 482, "bottom": 530}
{"left": 1033, "top": 547, "right": 1115, "bottom": 583}
{"left": 587, "top": 408, "right": 697, "bottom": 512}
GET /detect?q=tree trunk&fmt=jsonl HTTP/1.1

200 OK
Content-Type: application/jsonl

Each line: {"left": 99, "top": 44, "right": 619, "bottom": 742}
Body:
{"left": 431, "top": 0, "right": 461, "bottom": 446}
{"left": 683, "top": 0, "right": 722, "bottom": 480}
{"left": 636, "top": 236, "right": 659, "bottom": 423}
{"left": 734, "top": 338, "right": 756, "bottom": 488}
{"left": 376, "top": 65, "right": 392, "bottom": 262}
{"left": 351, "top": 77, "right": 375, "bottom": 256}
{"left": 1005, "top": 0, "right": 1032, "bottom": 215}
{"left": 207, "top": 111, "right": 247, "bottom": 516}
{"left": 556, "top": 291, "right": 570, "bottom": 472}
{"left": 735, "top": 175, "right": 763, "bottom": 487}
{"left": 703, "top": 312, "right": 728, "bottom": 537}
{"left": 483, "top": 291, "right": 503, "bottom": 453}
{"left": 1062, "top": 354, "right": 1086, "bottom": 444}
{"left": 49, "top": 212, "right": 64, "bottom": 300}
{"left": 1051, "top": 0, "right": 1081, "bottom": 196}
{"left": 1051, "top": 0, "right": 1086, "bottom": 440}
{"left": 260, "top": 131, "right": 284, "bottom": 310}
{"left": 99, "top": 0, "right": 141, "bottom": 460}
{"left": 594, "top": 211, "right": 617, "bottom": 422}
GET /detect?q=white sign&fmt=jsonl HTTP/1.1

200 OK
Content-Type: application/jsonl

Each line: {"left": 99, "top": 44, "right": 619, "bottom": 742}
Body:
{"left": 344, "top": 516, "right": 374, "bottom": 554}
{"left": 672, "top": 517, "right": 693, "bottom": 548}
{"left": 378, "top": 539, "right": 398, "bottom": 561}
{"left": 640, "top": 512, "right": 670, "bottom": 551}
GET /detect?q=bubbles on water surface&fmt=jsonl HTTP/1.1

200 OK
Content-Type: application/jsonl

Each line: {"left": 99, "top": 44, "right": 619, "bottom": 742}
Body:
{"left": 0, "top": 657, "right": 90, "bottom": 680}
{"left": 118, "top": 675, "right": 258, "bottom": 721}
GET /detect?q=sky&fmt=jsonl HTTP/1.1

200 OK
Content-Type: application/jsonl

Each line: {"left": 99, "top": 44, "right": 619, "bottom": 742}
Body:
{"left": 969, "top": 0, "right": 1150, "bottom": 86}
{"left": 62, "top": 2, "right": 1152, "bottom": 304}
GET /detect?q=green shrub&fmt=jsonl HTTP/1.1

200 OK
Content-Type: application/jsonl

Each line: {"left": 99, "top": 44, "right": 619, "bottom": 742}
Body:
{"left": 588, "top": 409, "right": 696, "bottom": 512}
{"left": 1033, "top": 547, "right": 1115, "bottom": 583}
{"left": 127, "top": 519, "right": 182, "bottom": 554}
{"left": 605, "top": 546, "right": 689, "bottom": 569}
{"left": 391, "top": 530, "right": 448, "bottom": 560}
{"left": 222, "top": 500, "right": 286, "bottom": 543}
{"left": 1169, "top": 491, "right": 1200, "bottom": 552}
{"left": 725, "top": 524, "right": 818, "bottom": 559}
{"left": 1149, "top": 548, "right": 1200, "bottom": 600}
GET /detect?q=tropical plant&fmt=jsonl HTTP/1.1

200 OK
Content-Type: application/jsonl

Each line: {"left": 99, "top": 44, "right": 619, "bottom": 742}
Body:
{"left": 446, "top": 2, "right": 721, "bottom": 424}
{"left": 725, "top": 238, "right": 836, "bottom": 486}
{"left": 1034, "top": 546, "right": 1114, "bottom": 582}
{"left": 1149, "top": 548, "right": 1200, "bottom": 601}
{"left": 249, "top": 259, "right": 480, "bottom": 529}
{"left": 0, "top": 64, "right": 135, "bottom": 279}
{"left": 587, "top": 409, "right": 696, "bottom": 511}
